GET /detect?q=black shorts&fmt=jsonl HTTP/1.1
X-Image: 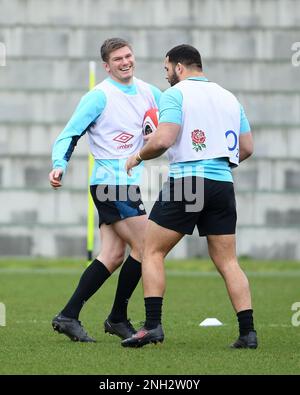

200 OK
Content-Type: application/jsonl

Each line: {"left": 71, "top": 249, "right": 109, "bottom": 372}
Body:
{"left": 149, "top": 177, "right": 236, "bottom": 236}
{"left": 90, "top": 185, "right": 146, "bottom": 227}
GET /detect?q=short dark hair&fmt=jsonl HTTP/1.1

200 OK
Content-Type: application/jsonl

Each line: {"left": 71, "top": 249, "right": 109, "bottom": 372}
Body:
{"left": 100, "top": 38, "right": 132, "bottom": 62}
{"left": 166, "top": 44, "right": 202, "bottom": 70}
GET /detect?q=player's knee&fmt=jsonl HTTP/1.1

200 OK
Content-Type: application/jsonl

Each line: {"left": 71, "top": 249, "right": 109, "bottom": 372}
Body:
{"left": 211, "top": 256, "right": 239, "bottom": 276}
{"left": 144, "top": 246, "right": 165, "bottom": 261}
{"left": 129, "top": 238, "right": 146, "bottom": 261}
{"left": 97, "top": 246, "right": 126, "bottom": 270}
{"left": 112, "top": 249, "right": 126, "bottom": 266}
{"left": 130, "top": 246, "right": 144, "bottom": 262}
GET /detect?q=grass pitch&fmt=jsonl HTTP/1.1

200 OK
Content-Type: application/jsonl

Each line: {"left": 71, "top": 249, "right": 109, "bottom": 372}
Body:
{"left": 0, "top": 258, "right": 300, "bottom": 375}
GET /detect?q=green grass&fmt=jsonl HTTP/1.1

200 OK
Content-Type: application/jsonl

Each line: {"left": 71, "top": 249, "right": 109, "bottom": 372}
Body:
{"left": 1, "top": 258, "right": 300, "bottom": 375}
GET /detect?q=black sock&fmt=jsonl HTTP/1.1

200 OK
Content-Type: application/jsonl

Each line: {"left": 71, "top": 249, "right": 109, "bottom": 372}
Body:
{"left": 109, "top": 255, "right": 141, "bottom": 323}
{"left": 144, "top": 297, "right": 163, "bottom": 330}
{"left": 61, "top": 259, "right": 111, "bottom": 320}
{"left": 237, "top": 309, "right": 255, "bottom": 336}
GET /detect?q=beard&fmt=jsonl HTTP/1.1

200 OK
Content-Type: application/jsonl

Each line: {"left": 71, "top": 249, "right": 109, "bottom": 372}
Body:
{"left": 168, "top": 70, "right": 180, "bottom": 86}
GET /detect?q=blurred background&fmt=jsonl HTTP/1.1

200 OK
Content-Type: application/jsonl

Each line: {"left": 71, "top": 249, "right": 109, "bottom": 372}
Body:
{"left": 0, "top": 0, "right": 299, "bottom": 260}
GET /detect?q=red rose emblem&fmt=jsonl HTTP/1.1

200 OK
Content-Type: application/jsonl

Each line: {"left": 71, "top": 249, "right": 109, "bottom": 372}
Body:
{"left": 191, "top": 130, "right": 206, "bottom": 144}
{"left": 191, "top": 129, "right": 207, "bottom": 152}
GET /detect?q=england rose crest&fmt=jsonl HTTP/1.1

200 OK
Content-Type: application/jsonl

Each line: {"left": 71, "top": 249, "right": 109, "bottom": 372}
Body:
{"left": 191, "top": 129, "right": 206, "bottom": 151}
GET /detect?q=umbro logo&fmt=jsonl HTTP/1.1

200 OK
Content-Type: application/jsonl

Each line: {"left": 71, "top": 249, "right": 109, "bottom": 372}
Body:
{"left": 113, "top": 132, "right": 134, "bottom": 144}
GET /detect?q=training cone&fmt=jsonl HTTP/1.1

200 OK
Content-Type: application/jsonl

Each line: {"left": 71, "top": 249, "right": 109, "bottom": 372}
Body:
{"left": 199, "top": 318, "right": 223, "bottom": 327}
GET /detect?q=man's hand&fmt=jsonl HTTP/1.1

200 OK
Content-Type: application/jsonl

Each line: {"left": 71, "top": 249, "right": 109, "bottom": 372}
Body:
{"left": 125, "top": 154, "right": 140, "bottom": 176}
{"left": 49, "top": 168, "right": 63, "bottom": 188}
{"left": 143, "top": 133, "right": 154, "bottom": 143}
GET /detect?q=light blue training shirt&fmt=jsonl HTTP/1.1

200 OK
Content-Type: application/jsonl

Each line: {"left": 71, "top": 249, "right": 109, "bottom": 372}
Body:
{"left": 159, "top": 77, "right": 251, "bottom": 182}
{"left": 52, "top": 77, "right": 161, "bottom": 185}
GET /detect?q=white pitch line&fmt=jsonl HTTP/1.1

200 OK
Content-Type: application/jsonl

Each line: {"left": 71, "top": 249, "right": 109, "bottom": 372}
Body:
{"left": 166, "top": 270, "right": 300, "bottom": 277}
{"left": 0, "top": 268, "right": 300, "bottom": 277}
{"left": 15, "top": 320, "right": 49, "bottom": 324}
{"left": 6, "top": 321, "right": 294, "bottom": 328}
{"left": 0, "top": 268, "right": 82, "bottom": 274}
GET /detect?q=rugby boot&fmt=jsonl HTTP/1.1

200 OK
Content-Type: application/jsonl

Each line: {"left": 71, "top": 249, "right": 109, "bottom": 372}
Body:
{"left": 230, "top": 330, "right": 258, "bottom": 349}
{"left": 52, "top": 313, "right": 96, "bottom": 342}
{"left": 104, "top": 317, "right": 136, "bottom": 340}
{"left": 121, "top": 324, "right": 164, "bottom": 348}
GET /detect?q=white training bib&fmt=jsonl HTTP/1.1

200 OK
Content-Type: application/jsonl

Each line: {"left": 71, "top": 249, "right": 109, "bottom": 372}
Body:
{"left": 167, "top": 80, "right": 241, "bottom": 167}
{"left": 88, "top": 78, "right": 156, "bottom": 159}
